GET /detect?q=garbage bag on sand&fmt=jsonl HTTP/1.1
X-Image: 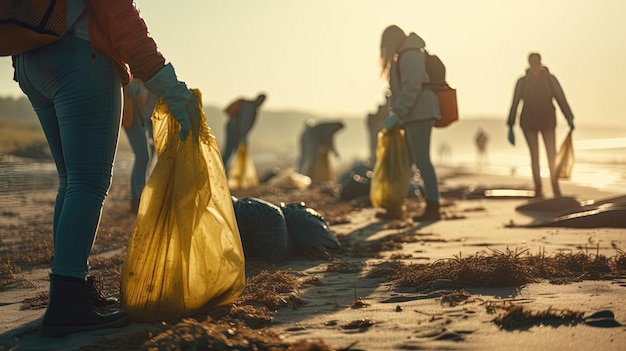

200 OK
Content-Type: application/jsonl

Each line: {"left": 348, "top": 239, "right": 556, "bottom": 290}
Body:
{"left": 232, "top": 196, "right": 291, "bottom": 262}
{"left": 280, "top": 202, "right": 340, "bottom": 256}
{"left": 308, "top": 146, "right": 333, "bottom": 182}
{"left": 555, "top": 130, "right": 574, "bottom": 179}
{"left": 228, "top": 143, "right": 259, "bottom": 190}
{"left": 370, "top": 126, "right": 410, "bottom": 219}
{"left": 121, "top": 89, "right": 245, "bottom": 321}
{"left": 339, "top": 161, "right": 373, "bottom": 201}
{"left": 267, "top": 168, "right": 311, "bottom": 190}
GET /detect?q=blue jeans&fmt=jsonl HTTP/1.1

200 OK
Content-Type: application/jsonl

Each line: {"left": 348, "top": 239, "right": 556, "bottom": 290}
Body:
{"left": 15, "top": 33, "right": 122, "bottom": 280}
{"left": 404, "top": 119, "right": 440, "bottom": 202}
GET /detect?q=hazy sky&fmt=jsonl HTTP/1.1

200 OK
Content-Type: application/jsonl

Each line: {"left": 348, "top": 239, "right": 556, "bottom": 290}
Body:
{"left": 1, "top": 0, "right": 625, "bottom": 126}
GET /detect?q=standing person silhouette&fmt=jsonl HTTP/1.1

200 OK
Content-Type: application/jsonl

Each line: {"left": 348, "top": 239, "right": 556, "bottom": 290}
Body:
{"left": 366, "top": 99, "right": 390, "bottom": 165}
{"left": 122, "top": 78, "right": 158, "bottom": 214}
{"left": 474, "top": 128, "right": 489, "bottom": 165}
{"left": 379, "top": 25, "right": 442, "bottom": 221}
{"left": 222, "top": 93, "right": 266, "bottom": 170}
{"left": 507, "top": 52, "right": 574, "bottom": 198}
{"left": 13, "top": 0, "right": 198, "bottom": 337}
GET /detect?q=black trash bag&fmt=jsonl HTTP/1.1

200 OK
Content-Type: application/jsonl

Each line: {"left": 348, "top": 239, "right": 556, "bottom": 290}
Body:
{"left": 232, "top": 197, "right": 291, "bottom": 262}
{"left": 280, "top": 202, "right": 341, "bottom": 256}
{"left": 339, "top": 161, "right": 373, "bottom": 201}
{"left": 259, "top": 166, "right": 281, "bottom": 183}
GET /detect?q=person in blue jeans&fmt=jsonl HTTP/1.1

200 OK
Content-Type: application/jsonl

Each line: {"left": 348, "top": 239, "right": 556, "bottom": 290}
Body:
{"left": 13, "top": 0, "right": 198, "bottom": 337}
{"left": 379, "top": 25, "right": 441, "bottom": 221}
{"left": 122, "top": 79, "right": 158, "bottom": 214}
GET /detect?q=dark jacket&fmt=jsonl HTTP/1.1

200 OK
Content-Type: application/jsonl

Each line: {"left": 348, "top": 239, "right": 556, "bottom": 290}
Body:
{"left": 507, "top": 67, "right": 573, "bottom": 131}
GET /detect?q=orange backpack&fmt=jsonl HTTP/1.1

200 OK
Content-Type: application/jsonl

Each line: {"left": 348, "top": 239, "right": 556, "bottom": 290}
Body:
{"left": 224, "top": 98, "right": 245, "bottom": 118}
{"left": 0, "top": 0, "right": 68, "bottom": 56}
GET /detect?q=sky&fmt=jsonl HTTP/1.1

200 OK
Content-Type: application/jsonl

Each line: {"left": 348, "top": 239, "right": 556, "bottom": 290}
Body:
{"left": 1, "top": 0, "right": 625, "bottom": 126}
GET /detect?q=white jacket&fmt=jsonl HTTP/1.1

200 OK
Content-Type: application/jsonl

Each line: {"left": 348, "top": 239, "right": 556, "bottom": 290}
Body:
{"left": 389, "top": 33, "right": 441, "bottom": 124}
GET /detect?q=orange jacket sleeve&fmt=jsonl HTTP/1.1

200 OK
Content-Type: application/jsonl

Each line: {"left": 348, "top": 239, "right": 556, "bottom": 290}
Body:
{"left": 87, "top": 0, "right": 166, "bottom": 85}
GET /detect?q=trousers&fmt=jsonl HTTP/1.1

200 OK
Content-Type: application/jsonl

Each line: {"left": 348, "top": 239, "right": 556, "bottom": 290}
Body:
{"left": 15, "top": 33, "right": 122, "bottom": 279}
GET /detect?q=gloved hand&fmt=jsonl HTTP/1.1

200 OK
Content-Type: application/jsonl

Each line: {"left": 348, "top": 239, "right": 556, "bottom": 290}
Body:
{"left": 144, "top": 63, "right": 197, "bottom": 141}
{"left": 386, "top": 114, "right": 399, "bottom": 129}
{"left": 567, "top": 117, "right": 575, "bottom": 130}
{"left": 507, "top": 125, "right": 515, "bottom": 145}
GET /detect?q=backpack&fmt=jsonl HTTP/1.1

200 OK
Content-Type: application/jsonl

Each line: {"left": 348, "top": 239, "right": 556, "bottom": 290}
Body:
{"left": 424, "top": 50, "right": 446, "bottom": 86}
{"left": 396, "top": 48, "right": 458, "bottom": 128}
{"left": 397, "top": 48, "right": 446, "bottom": 87}
{"left": 0, "top": 0, "right": 67, "bottom": 56}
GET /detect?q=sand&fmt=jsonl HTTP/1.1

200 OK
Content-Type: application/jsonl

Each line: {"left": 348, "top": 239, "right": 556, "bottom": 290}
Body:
{"left": 1, "top": 165, "right": 625, "bottom": 350}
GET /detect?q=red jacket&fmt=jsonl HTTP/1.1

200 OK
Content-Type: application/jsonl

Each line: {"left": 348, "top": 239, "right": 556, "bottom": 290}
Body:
{"left": 87, "top": 0, "right": 166, "bottom": 86}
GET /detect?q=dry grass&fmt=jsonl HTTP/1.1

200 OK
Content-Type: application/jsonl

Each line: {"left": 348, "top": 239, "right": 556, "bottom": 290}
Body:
{"left": 370, "top": 246, "right": 626, "bottom": 289}
{"left": 488, "top": 301, "right": 585, "bottom": 330}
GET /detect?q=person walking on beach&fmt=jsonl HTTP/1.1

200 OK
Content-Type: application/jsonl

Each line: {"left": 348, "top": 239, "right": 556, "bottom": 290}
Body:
{"left": 379, "top": 24, "right": 442, "bottom": 221}
{"left": 507, "top": 52, "right": 574, "bottom": 198}
{"left": 222, "top": 93, "right": 267, "bottom": 170}
{"left": 474, "top": 128, "right": 489, "bottom": 166}
{"left": 12, "top": 0, "right": 198, "bottom": 337}
{"left": 122, "top": 79, "right": 158, "bottom": 214}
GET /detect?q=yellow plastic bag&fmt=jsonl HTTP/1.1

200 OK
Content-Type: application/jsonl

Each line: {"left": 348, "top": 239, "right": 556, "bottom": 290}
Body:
{"left": 308, "top": 146, "right": 333, "bottom": 182}
{"left": 121, "top": 89, "right": 245, "bottom": 321}
{"left": 555, "top": 130, "right": 574, "bottom": 179}
{"left": 228, "top": 143, "right": 259, "bottom": 190}
{"left": 370, "top": 126, "right": 410, "bottom": 218}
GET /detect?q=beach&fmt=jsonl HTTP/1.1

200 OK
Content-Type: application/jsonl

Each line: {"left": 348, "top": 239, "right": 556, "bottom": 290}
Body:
{"left": 1, "top": 156, "right": 625, "bottom": 350}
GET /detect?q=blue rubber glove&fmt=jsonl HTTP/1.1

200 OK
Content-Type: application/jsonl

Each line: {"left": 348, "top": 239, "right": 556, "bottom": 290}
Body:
{"left": 567, "top": 117, "right": 575, "bottom": 130}
{"left": 144, "top": 63, "right": 197, "bottom": 141}
{"left": 507, "top": 125, "right": 515, "bottom": 145}
{"left": 386, "top": 114, "right": 399, "bottom": 129}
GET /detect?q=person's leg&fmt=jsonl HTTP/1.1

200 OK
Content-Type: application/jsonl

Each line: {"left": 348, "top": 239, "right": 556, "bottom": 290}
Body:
{"left": 522, "top": 128, "right": 543, "bottom": 197}
{"left": 123, "top": 113, "right": 149, "bottom": 211}
{"left": 404, "top": 120, "right": 440, "bottom": 221}
{"left": 18, "top": 35, "right": 120, "bottom": 279}
{"left": 16, "top": 33, "right": 129, "bottom": 336}
{"left": 222, "top": 119, "right": 237, "bottom": 169}
{"left": 541, "top": 128, "right": 561, "bottom": 197}
{"left": 404, "top": 120, "right": 439, "bottom": 202}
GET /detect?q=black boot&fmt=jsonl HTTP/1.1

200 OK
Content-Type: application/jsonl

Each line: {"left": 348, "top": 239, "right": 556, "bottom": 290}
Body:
{"left": 41, "top": 274, "right": 131, "bottom": 337}
{"left": 412, "top": 200, "right": 441, "bottom": 221}
{"left": 86, "top": 275, "right": 119, "bottom": 307}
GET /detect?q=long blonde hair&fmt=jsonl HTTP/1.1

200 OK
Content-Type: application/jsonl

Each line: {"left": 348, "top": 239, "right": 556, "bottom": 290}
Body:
{"left": 380, "top": 25, "right": 407, "bottom": 80}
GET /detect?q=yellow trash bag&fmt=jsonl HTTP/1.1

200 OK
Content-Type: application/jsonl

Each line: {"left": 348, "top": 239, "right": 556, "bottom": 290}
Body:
{"left": 228, "top": 143, "right": 259, "bottom": 190}
{"left": 121, "top": 89, "right": 245, "bottom": 321}
{"left": 308, "top": 145, "right": 333, "bottom": 182}
{"left": 369, "top": 126, "right": 411, "bottom": 219}
{"left": 555, "top": 130, "right": 574, "bottom": 179}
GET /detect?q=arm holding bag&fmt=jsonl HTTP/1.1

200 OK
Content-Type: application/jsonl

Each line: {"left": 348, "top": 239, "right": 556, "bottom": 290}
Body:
{"left": 121, "top": 89, "right": 245, "bottom": 321}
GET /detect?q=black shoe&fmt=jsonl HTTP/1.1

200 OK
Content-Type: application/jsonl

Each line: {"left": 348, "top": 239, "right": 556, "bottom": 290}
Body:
{"left": 412, "top": 200, "right": 441, "bottom": 221}
{"left": 41, "top": 274, "right": 131, "bottom": 337}
{"left": 86, "top": 275, "right": 119, "bottom": 307}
